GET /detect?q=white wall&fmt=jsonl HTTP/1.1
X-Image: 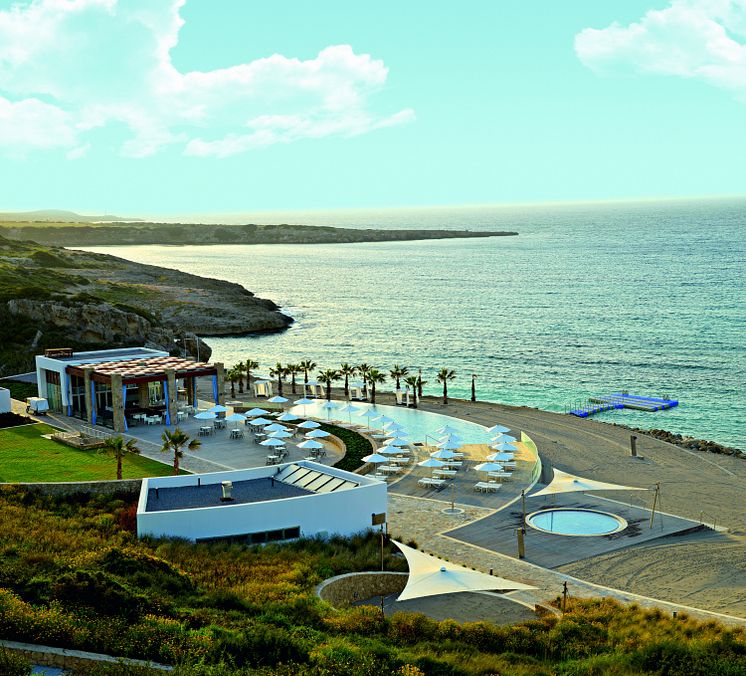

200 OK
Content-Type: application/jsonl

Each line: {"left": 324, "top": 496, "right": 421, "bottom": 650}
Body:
{"left": 137, "top": 462, "right": 387, "bottom": 542}
{"left": 0, "top": 388, "right": 10, "bottom": 414}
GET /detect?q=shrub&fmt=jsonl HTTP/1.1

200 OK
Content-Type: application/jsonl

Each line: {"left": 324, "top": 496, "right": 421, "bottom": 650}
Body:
{"left": 0, "top": 646, "right": 30, "bottom": 676}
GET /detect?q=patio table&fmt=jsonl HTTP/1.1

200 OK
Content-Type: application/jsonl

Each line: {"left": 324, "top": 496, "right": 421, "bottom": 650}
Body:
{"left": 214, "top": 419, "right": 226, "bottom": 430}
{"left": 198, "top": 426, "right": 212, "bottom": 436}
{"left": 229, "top": 429, "right": 243, "bottom": 439}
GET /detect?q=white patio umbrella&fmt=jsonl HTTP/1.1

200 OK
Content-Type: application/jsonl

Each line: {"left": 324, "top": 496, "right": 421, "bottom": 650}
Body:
{"left": 225, "top": 412, "right": 246, "bottom": 428}
{"left": 492, "top": 434, "right": 517, "bottom": 444}
{"left": 486, "top": 452, "right": 514, "bottom": 462}
{"left": 305, "top": 429, "right": 331, "bottom": 439}
{"left": 337, "top": 403, "right": 360, "bottom": 423}
{"left": 362, "top": 452, "right": 389, "bottom": 464}
{"left": 244, "top": 407, "right": 270, "bottom": 417}
{"left": 430, "top": 448, "right": 457, "bottom": 460}
{"left": 358, "top": 409, "right": 379, "bottom": 428}
{"left": 436, "top": 440, "right": 462, "bottom": 451}
{"left": 264, "top": 423, "right": 290, "bottom": 433}
{"left": 379, "top": 445, "right": 406, "bottom": 455}
{"left": 438, "top": 433, "right": 463, "bottom": 444}
{"left": 194, "top": 411, "right": 217, "bottom": 420}
{"left": 393, "top": 541, "right": 535, "bottom": 601}
{"left": 267, "top": 395, "right": 289, "bottom": 404}
{"left": 260, "top": 437, "right": 286, "bottom": 448}
{"left": 490, "top": 442, "right": 518, "bottom": 452}
{"left": 294, "top": 397, "right": 314, "bottom": 416}
{"left": 297, "top": 439, "right": 324, "bottom": 451}
{"left": 378, "top": 415, "right": 396, "bottom": 425}
{"left": 382, "top": 421, "right": 403, "bottom": 432}
{"left": 487, "top": 424, "right": 511, "bottom": 435}
{"left": 209, "top": 404, "right": 229, "bottom": 414}
{"left": 277, "top": 412, "right": 300, "bottom": 422}
{"left": 268, "top": 430, "right": 293, "bottom": 439}
{"left": 435, "top": 424, "right": 461, "bottom": 436}
{"left": 297, "top": 419, "right": 321, "bottom": 429}
{"left": 247, "top": 416, "right": 273, "bottom": 426}
{"left": 383, "top": 437, "right": 409, "bottom": 447}
{"left": 474, "top": 461, "right": 504, "bottom": 473}
{"left": 319, "top": 401, "right": 338, "bottom": 420}
{"left": 418, "top": 457, "right": 446, "bottom": 468}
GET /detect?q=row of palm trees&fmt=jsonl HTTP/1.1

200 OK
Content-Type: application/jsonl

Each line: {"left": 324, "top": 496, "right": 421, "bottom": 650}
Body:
{"left": 227, "top": 359, "right": 464, "bottom": 406}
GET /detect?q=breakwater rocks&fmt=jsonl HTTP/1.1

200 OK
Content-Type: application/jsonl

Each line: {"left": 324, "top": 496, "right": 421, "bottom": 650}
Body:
{"left": 635, "top": 427, "right": 743, "bottom": 458}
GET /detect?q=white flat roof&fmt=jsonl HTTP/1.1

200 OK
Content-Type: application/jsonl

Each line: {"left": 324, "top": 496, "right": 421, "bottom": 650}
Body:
{"left": 38, "top": 347, "right": 168, "bottom": 366}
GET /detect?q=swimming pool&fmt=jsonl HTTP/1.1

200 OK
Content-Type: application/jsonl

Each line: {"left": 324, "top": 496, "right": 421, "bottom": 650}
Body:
{"left": 288, "top": 400, "right": 495, "bottom": 445}
{"left": 526, "top": 508, "right": 627, "bottom": 536}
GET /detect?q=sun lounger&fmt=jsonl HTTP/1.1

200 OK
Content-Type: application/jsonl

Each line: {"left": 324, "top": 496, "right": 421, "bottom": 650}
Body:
{"left": 487, "top": 471, "right": 512, "bottom": 479}
{"left": 418, "top": 477, "right": 446, "bottom": 489}
{"left": 474, "top": 481, "right": 501, "bottom": 493}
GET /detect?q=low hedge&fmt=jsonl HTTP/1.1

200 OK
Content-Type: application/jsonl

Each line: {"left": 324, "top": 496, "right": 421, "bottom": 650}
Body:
{"left": 320, "top": 422, "right": 373, "bottom": 472}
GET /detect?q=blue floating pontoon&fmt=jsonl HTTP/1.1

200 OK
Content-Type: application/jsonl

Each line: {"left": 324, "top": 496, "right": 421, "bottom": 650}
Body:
{"left": 569, "top": 393, "right": 678, "bottom": 418}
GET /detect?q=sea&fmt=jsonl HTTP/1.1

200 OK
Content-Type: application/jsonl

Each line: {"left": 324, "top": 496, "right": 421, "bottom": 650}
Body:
{"left": 83, "top": 198, "right": 746, "bottom": 448}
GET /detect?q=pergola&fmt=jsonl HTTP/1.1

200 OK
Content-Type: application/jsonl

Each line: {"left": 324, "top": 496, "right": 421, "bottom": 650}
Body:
{"left": 66, "top": 356, "right": 223, "bottom": 432}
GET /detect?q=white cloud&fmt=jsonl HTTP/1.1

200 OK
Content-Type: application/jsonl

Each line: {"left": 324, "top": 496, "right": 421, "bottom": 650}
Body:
{"left": 0, "top": 96, "right": 77, "bottom": 157}
{"left": 0, "top": 0, "right": 412, "bottom": 158}
{"left": 575, "top": 0, "right": 746, "bottom": 100}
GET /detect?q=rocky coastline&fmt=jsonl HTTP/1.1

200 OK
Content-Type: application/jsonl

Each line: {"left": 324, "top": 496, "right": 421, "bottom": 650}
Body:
{"left": 0, "top": 236, "right": 291, "bottom": 375}
{"left": 629, "top": 427, "right": 743, "bottom": 458}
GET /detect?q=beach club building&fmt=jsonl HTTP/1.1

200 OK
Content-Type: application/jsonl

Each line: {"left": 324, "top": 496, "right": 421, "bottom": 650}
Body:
{"left": 137, "top": 461, "right": 387, "bottom": 543}
{"left": 34, "top": 347, "right": 225, "bottom": 433}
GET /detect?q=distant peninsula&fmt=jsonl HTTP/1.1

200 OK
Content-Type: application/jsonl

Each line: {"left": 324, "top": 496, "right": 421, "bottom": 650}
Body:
{"left": 0, "top": 219, "right": 517, "bottom": 247}
{"left": 0, "top": 236, "right": 291, "bottom": 375}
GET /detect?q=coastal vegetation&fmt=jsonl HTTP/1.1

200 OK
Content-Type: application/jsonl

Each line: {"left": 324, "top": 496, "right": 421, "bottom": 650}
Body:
{"left": 160, "top": 428, "right": 201, "bottom": 475}
{"left": 324, "top": 422, "right": 373, "bottom": 472}
{"left": 0, "top": 487, "right": 743, "bottom": 675}
{"left": 0, "top": 423, "right": 176, "bottom": 482}
{"left": 0, "top": 236, "right": 289, "bottom": 376}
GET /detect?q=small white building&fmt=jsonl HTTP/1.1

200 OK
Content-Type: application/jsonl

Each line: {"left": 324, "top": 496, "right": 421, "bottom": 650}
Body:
{"left": 137, "top": 461, "right": 387, "bottom": 543}
{"left": 0, "top": 387, "right": 11, "bottom": 414}
{"left": 349, "top": 381, "right": 366, "bottom": 401}
{"left": 303, "top": 379, "right": 323, "bottom": 398}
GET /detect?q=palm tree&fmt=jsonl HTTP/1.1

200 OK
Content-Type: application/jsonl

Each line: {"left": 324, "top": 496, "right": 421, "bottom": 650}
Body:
{"left": 270, "top": 362, "right": 286, "bottom": 396}
{"left": 389, "top": 364, "right": 409, "bottom": 390}
{"left": 436, "top": 368, "right": 457, "bottom": 404}
{"left": 471, "top": 373, "right": 477, "bottom": 402}
{"left": 286, "top": 363, "right": 302, "bottom": 394}
{"left": 417, "top": 368, "right": 424, "bottom": 398}
{"left": 317, "top": 369, "right": 340, "bottom": 401}
{"left": 227, "top": 367, "right": 241, "bottom": 399}
{"left": 357, "top": 363, "right": 371, "bottom": 399}
{"left": 299, "top": 359, "right": 317, "bottom": 394}
{"left": 339, "top": 363, "right": 357, "bottom": 398}
{"left": 245, "top": 359, "right": 259, "bottom": 394}
{"left": 403, "top": 375, "right": 419, "bottom": 409}
{"left": 367, "top": 368, "right": 386, "bottom": 404}
{"left": 160, "top": 427, "right": 201, "bottom": 475}
{"left": 233, "top": 362, "right": 246, "bottom": 393}
{"left": 100, "top": 436, "right": 140, "bottom": 481}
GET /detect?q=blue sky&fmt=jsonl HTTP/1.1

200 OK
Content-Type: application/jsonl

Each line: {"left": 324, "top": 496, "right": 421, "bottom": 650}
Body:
{"left": 1, "top": 0, "right": 746, "bottom": 215}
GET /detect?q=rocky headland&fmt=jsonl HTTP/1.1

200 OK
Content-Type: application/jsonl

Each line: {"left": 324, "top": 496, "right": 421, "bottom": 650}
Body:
{"left": 0, "top": 220, "right": 517, "bottom": 247}
{"left": 0, "top": 237, "right": 291, "bottom": 375}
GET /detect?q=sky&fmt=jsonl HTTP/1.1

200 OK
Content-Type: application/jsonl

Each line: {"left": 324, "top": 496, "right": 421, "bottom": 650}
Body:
{"left": 1, "top": 0, "right": 746, "bottom": 215}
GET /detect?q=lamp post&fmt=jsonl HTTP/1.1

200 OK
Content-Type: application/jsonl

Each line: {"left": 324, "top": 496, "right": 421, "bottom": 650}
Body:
{"left": 417, "top": 368, "right": 423, "bottom": 399}
{"left": 471, "top": 373, "right": 477, "bottom": 402}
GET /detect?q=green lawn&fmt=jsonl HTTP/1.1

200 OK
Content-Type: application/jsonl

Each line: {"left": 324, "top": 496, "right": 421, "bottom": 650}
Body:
{"left": 0, "top": 423, "right": 180, "bottom": 482}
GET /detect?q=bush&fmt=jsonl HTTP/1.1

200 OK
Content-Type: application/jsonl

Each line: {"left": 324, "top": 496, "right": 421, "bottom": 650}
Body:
{"left": 0, "top": 647, "right": 30, "bottom": 676}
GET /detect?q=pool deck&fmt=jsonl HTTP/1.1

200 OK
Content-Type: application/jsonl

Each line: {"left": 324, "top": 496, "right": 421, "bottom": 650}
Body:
{"left": 444, "top": 492, "right": 703, "bottom": 568}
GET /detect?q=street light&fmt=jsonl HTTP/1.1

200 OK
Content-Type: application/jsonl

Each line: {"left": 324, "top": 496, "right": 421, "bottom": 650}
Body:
{"left": 471, "top": 373, "right": 477, "bottom": 402}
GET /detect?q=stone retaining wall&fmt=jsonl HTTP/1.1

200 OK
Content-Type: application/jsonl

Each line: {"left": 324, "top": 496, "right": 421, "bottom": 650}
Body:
{"left": 0, "top": 478, "right": 142, "bottom": 497}
{"left": 317, "top": 571, "right": 408, "bottom": 608}
{"left": 0, "top": 639, "right": 172, "bottom": 672}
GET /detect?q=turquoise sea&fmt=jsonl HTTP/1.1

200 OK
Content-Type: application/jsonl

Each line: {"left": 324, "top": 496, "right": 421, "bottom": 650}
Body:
{"left": 85, "top": 198, "right": 745, "bottom": 448}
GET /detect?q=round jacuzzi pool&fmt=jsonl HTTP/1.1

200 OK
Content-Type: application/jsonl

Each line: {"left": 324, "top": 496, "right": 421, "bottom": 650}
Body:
{"left": 526, "top": 508, "right": 627, "bottom": 536}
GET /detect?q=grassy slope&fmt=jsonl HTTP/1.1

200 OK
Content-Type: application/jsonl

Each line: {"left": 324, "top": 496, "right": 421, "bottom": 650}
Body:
{"left": 0, "top": 423, "right": 178, "bottom": 482}
{"left": 0, "top": 490, "right": 743, "bottom": 675}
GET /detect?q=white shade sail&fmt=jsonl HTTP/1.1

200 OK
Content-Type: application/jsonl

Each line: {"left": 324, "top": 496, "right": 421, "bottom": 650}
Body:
{"left": 393, "top": 541, "right": 535, "bottom": 601}
{"left": 530, "top": 469, "right": 649, "bottom": 498}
